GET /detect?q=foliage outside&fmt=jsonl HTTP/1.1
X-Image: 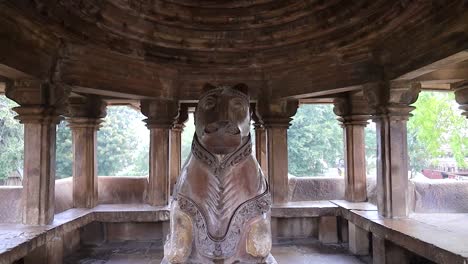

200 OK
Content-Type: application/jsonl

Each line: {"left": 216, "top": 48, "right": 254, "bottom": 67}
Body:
{"left": 407, "top": 92, "right": 468, "bottom": 175}
{"left": 0, "top": 96, "right": 23, "bottom": 182}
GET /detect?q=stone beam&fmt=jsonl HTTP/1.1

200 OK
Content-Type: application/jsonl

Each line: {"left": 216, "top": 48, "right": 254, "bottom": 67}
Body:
{"left": 0, "top": 3, "right": 60, "bottom": 80}
{"left": 141, "top": 99, "right": 179, "bottom": 206}
{"left": 5, "top": 79, "right": 70, "bottom": 225}
{"left": 57, "top": 44, "right": 179, "bottom": 100}
{"left": 67, "top": 95, "right": 107, "bottom": 208}
{"left": 256, "top": 98, "right": 298, "bottom": 204}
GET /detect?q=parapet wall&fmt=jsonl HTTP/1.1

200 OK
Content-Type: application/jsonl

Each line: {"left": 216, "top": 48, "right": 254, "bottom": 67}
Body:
{"left": 0, "top": 176, "right": 467, "bottom": 223}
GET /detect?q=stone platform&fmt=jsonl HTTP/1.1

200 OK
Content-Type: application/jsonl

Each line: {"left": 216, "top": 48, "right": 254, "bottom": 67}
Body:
{"left": 64, "top": 239, "right": 366, "bottom": 264}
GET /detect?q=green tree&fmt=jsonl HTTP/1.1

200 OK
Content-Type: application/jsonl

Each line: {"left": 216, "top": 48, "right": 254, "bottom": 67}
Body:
{"left": 181, "top": 114, "right": 195, "bottom": 165}
{"left": 288, "top": 104, "right": 343, "bottom": 177}
{"left": 97, "top": 106, "right": 148, "bottom": 176}
{"left": 56, "top": 121, "right": 72, "bottom": 178}
{"left": 0, "top": 96, "right": 23, "bottom": 182}
{"left": 408, "top": 92, "right": 468, "bottom": 173}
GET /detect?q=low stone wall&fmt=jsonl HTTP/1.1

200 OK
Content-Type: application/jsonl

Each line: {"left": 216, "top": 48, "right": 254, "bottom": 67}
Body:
{"left": 409, "top": 179, "right": 468, "bottom": 213}
{"left": 98, "top": 176, "right": 148, "bottom": 204}
{"left": 0, "top": 186, "right": 22, "bottom": 223}
{"left": 55, "top": 178, "right": 73, "bottom": 213}
{"left": 288, "top": 176, "right": 377, "bottom": 204}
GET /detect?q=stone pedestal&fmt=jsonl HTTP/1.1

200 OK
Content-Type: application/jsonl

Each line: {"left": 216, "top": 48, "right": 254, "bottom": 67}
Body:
{"left": 67, "top": 96, "right": 106, "bottom": 208}
{"left": 257, "top": 99, "right": 298, "bottom": 204}
{"left": 141, "top": 99, "right": 179, "bottom": 206}
{"left": 6, "top": 79, "right": 69, "bottom": 225}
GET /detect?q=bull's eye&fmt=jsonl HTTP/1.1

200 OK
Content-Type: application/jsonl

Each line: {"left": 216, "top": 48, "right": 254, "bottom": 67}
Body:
{"left": 230, "top": 98, "right": 246, "bottom": 112}
{"left": 202, "top": 96, "right": 216, "bottom": 110}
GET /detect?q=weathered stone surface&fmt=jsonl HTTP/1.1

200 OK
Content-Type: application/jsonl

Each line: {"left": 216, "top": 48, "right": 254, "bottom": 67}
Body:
{"left": 257, "top": 98, "right": 298, "bottom": 204}
{"left": 141, "top": 99, "right": 179, "bottom": 206}
{"left": 319, "top": 216, "right": 339, "bottom": 244}
{"left": 164, "top": 85, "right": 274, "bottom": 263}
{"left": 348, "top": 222, "right": 370, "bottom": 256}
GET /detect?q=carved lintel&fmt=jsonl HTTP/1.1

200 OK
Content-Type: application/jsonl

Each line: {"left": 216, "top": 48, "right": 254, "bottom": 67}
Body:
{"left": 141, "top": 99, "right": 179, "bottom": 129}
{"left": 454, "top": 81, "right": 468, "bottom": 118}
{"left": 256, "top": 98, "right": 298, "bottom": 128}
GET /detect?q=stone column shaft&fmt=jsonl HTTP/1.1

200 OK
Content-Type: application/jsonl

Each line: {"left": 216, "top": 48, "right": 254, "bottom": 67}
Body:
{"left": 257, "top": 98, "right": 298, "bottom": 204}
{"left": 374, "top": 109, "right": 412, "bottom": 218}
{"left": 141, "top": 99, "right": 179, "bottom": 206}
{"left": 21, "top": 111, "right": 60, "bottom": 225}
{"left": 6, "top": 79, "right": 69, "bottom": 225}
{"left": 69, "top": 119, "right": 101, "bottom": 208}
{"left": 342, "top": 117, "right": 368, "bottom": 202}
{"left": 266, "top": 126, "right": 289, "bottom": 203}
{"left": 67, "top": 96, "right": 106, "bottom": 209}
{"left": 149, "top": 127, "right": 171, "bottom": 206}
{"left": 364, "top": 82, "right": 420, "bottom": 218}
{"left": 169, "top": 127, "right": 182, "bottom": 194}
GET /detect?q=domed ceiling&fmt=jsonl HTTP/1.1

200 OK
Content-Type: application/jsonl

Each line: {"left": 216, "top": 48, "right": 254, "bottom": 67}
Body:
{"left": 1, "top": 0, "right": 468, "bottom": 99}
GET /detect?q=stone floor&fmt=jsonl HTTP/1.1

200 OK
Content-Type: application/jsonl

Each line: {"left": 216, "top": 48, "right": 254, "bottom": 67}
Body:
{"left": 64, "top": 238, "right": 367, "bottom": 264}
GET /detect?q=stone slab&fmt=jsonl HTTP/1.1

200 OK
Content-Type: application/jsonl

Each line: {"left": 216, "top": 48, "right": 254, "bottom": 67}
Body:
{"left": 0, "top": 204, "right": 169, "bottom": 264}
{"left": 271, "top": 201, "right": 338, "bottom": 218}
{"left": 349, "top": 210, "right": 468, "bottom": 264}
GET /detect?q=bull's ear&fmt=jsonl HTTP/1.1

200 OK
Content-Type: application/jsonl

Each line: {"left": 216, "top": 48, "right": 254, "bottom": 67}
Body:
{"left": 232, "top": 83, "right": 249, "bottom": 96}
{"left": 202, "top": 83, "right": 216, "bottom": 93}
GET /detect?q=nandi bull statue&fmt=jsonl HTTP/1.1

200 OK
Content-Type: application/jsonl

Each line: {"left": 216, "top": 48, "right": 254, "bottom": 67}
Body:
{"left": 162, "top": 84, "right": 276, "bottom": 264}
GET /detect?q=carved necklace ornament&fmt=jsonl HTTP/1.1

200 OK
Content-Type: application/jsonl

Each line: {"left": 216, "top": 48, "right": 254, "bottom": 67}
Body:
{"left": 191, "top": 134, "right": 253, "bottom": 175}
{"left": 176, "top": 188, "right": 271, "bottom": 259}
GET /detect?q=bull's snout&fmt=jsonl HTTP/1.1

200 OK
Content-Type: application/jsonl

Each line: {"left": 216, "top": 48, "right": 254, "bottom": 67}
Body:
{"left": 204, "top": 121, "right": 240, "bottom": 135}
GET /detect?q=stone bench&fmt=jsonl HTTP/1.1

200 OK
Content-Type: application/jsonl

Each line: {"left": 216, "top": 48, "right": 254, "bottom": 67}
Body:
{"left": 333, "top": 200, "right": 468, "bottom": 264}
{"left": 272, "top": 201, "right": 341, "bottom": 244}
{"left": 0, "top": 204, "right": 169, "bottom": 264}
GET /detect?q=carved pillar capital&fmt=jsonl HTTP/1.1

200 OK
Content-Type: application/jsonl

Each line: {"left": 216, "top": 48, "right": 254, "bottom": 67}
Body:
{"left": 172, "top": 103, "right": 189, "bottom": 132}
{"left": 141, "top": 99, "right": 179, "bottom": 129}
{"left": 363, "top": 81, "right": 420, "bottom": 119}
{"left": 66, "top": 95, "right": 107, "bottom": 129}
{"left": 333, "top": 95, "right": 370, "bottom": 127}
{"left": 256, "top": 98, "right": 298, "bottom": 127}
{"left": 454, "top": 81, "right": 468, "bottom": 118}
{"left": 251, "top": 104, "right": 265, "bottom": 130}
{"left": 5, "top": 79, "right": 71, "bottom": 124}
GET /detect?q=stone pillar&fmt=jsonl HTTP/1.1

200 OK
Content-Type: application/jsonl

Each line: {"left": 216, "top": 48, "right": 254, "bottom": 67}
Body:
{"left": 141, "top": 99, "right": 179, "bottom": 206}
{"left": 364, "top": 82, "right": 420, "bottom": 218}
{"left": 334, "top": 96, "right": 370, "bottom": 202}
{"left": 454, "top": 81, "right": 468, "bottom": 119}
{"left": 257, "top": 99, "right": 298, "bottom": 204}
{"left": 6, "top": 79, "right": 69, "bottom": 225}
{"left": 252, "top": 106, "right": 268, "bottom": 176}
{"left": 169, "top": 104, "right": 188, "bottom": 194}
{"left": 67, "top": 96, "right": 106, "bottom": 208}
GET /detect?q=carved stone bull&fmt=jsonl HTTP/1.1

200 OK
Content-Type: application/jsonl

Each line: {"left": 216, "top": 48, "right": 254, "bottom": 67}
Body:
{"left": 162, "top": 84, "right": 276, "bottom": 264}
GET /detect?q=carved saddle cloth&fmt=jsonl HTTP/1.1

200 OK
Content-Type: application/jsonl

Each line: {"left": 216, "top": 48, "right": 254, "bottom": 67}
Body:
{"left": 175, "top": 136, "right": 271, "bottom": 259}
